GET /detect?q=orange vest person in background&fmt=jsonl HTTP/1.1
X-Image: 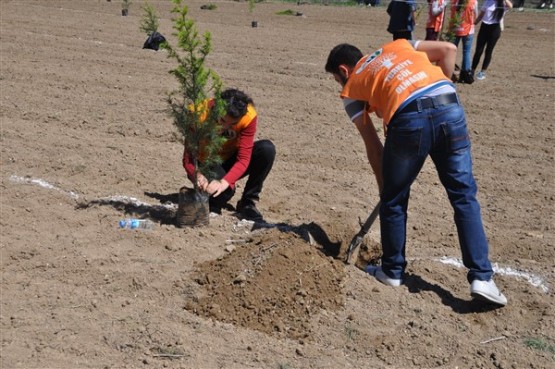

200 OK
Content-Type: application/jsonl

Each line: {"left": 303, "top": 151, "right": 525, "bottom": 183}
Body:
{"left": 182, "top": 89, "right": 275, "bottom": 222}
{"left": 325, "top": 40, "right": 507, "bottom": 307}
{"left": 448, "top": 0, "right": 478, "bottom": 83}
{"left": 425, "top": 0, "right": 450, "bottom": 40}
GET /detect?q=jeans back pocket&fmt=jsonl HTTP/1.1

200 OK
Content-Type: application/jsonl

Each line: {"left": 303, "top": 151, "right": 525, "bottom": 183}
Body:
{"left": 443, "top": 118, "right": 470, "bottom": 153}
{"left": 388, "top": 126, "right": 423, "bottom": 159}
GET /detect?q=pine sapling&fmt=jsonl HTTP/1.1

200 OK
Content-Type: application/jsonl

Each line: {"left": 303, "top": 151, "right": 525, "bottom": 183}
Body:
{"left": 140, "top": 2, "right": 159, "bottom": 36}
{"left": 161, "top": 0, "right": 226, "bottom": 194}
{"left": 248, "top": 0, "right": 258, "bottom": 27}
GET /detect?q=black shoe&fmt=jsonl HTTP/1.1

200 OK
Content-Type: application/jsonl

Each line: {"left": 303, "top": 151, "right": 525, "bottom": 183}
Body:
{"left": 460, "top": 70, "right": 475, "bottom": 84}
{"left": 236, "top": 200, "right": 264, "bottom": 222}
{"left": 208, "top": 200, "right": 222, "bottom": 215}
{"left": 209, "top": 204, "right": 222, "bottom": 215}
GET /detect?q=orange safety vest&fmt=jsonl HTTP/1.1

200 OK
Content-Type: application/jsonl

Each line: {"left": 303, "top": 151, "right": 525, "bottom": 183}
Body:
{"left": 450, "top": 0, "right": 477, "bottom": 37}
{"left": 340, "top": 39, "right": 449, "bottom": 126}
{"left": 190, "top": 100, "right": 256, "bottom": 162}
{"left": 426, "top": 0, "right": 447, "bottom": 33}
{"left": 218, "top": 104, "right": 256, "bottom": 161}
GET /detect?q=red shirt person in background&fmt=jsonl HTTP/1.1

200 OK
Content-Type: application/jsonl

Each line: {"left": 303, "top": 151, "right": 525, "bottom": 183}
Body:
{"left": 183, "top": 89, "right": 275, "bottom": 221}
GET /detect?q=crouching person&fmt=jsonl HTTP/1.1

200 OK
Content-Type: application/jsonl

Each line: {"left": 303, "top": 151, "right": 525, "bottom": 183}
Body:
{"left": 183, "top": 89, "right": 275, "bottom": 222}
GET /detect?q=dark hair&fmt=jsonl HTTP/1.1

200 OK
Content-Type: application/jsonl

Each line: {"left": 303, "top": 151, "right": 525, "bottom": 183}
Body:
{"left": 221, "top": 88, "right": 253, "bottom": 119}
{"left": 492, "top": 0, "right": 505, "bottom": 23}
{"left": 325, "top": 44, "right": 363, "bottom": 75}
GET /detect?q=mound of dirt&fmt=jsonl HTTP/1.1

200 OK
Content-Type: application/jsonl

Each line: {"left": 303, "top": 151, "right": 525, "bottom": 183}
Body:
{"left": 184, "top": 228, "right": 347, "bottom": 341}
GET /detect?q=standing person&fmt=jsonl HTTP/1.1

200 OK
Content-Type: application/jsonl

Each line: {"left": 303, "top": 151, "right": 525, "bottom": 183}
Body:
{"left": 471, "top": 0, "right": 513, "bottom": 80}
{"left": 325, "top": 40, "right": 507, "bottom": 306}
{"left": 387, "top": 0, "right": 417, "bottom": 40}
{"left": 448, "top": 0, "right": 478, "bottom": 83}
{"left": 425, "top": 0, "right": 450, "bottom": 41}
{"left": 182, "top": 88, "right": 276, "bottom": 222}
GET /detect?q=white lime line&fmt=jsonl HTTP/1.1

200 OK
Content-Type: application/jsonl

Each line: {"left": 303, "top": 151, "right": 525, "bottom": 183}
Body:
{"left": 8, "top": 175, "right": 551, "bottom": 293}
{"left": 94, "top": 195, "right": 176, "bottom": 210}
{"left": 437, "top": 256, "right": 549, "bottom": 293}
{"left": 9, "top": 175, "right": 176, "bottom": 210}
{"left": 10, "top": 175, "right": 79, "bottom": 199}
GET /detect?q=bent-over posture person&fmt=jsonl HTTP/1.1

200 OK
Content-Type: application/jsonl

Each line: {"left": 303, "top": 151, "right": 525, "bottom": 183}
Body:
{"left": 325, "top": 39, "right": 507, "bottom": 306}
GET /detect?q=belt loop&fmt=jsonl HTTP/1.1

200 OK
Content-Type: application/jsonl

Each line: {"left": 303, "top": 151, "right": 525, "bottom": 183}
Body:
{"left": 431, "top": 96, "right": 438, "bottom": 108}
{"left": 416, "top": 98, "right": 422, "bottom": 112}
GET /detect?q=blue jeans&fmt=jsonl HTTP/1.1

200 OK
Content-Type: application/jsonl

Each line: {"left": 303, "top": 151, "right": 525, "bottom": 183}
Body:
{"left": 380, "top": 102, "right": 493, "bottom": 283}
{"left": 453, "top": 34, "right": 474, "bottom": 72}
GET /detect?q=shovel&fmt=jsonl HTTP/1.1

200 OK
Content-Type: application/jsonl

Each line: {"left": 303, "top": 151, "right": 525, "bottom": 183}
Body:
{"left": 345, "top": 200, "right": 381, "bottom": 264}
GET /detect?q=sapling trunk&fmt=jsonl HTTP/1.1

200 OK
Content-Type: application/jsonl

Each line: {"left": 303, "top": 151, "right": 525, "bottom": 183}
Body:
{"left": 161, "top": 0, "right": 226, "bottom": 226}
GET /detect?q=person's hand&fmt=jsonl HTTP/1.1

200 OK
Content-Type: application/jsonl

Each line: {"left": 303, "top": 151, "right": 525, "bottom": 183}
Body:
{"left": 196, "top": 174, "right": 210, "bottom": 191}
{"left": 206, "top": 179, "right": 230, "bottom": 197}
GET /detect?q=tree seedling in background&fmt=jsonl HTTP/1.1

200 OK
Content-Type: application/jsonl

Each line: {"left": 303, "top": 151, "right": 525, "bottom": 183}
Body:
{"left": 443, "top": 0, "right": 465, "bottom": 42}
{"left": 140, "top": 2, "right": 159, "bottom": 36}
{"left": 140, "top": 1, "right": 166, "bottom": 50}
{"left": 122, "top": 0, "right": 132, "bottom": 16}
{"left": 248, "top": 0, "right": 258, "bottom": 27}
{"left": 161, "top": 0, "right": 226, "bottom": 226}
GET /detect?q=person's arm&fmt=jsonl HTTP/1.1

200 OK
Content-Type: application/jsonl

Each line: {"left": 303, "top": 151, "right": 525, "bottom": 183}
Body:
{"left": 415, "top": 40, "right": 457, "bottom": 79}
{"left": 183, "top": 147, "right": 212, "bottom": 191}
{"left": 182, "top": 147, "right": 197, "bottom": 182}
{"left": 475, "top": 10, "right": 484, "bottom": 24}
{"left": 504, "top": 0, "right": 513, "bottom": 9}
{"left": 432, "top": 0, "right": 449, "bottom": 15}
{"left": 223, "top": 118, "right": 256, "bottom": 187}
{"left": 353, "top": 113, "right": 383, "bottom": 193}
{"left": 208, "top": 117, "right": 257, "bottom": 197}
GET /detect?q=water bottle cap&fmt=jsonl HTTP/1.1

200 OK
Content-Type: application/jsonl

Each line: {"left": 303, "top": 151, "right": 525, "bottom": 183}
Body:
{"left": 119, "top": 220, "right": 126, "bottom": 228}
{"left": 131, "top": 219, "right": 140, "bottom": 229}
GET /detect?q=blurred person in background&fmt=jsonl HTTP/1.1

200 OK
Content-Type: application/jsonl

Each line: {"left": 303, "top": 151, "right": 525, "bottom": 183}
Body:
{"left": 471, "top": 0, "right": 513, "bottom": 80}
{"left": 387, "top": 0, "right": 417, "bottom": 40}
{"left": 425, "top": 0, "right": 450, "bottom": 41}
{"left": 448, "top": 0, "right": 478, "bottom": 83}
{"left": 537, "top": 0, "right": 553, "bottom": 9}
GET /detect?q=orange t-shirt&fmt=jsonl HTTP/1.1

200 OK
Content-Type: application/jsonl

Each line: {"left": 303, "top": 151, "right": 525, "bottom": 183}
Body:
{"left": 449, "top": 0, "right": 477, "bottom": 37}
{"left": 340, "top": 39, "right": 449, "bottom": 125}
{"left": 426, "top": 0, "right": 448, "bottom": 33}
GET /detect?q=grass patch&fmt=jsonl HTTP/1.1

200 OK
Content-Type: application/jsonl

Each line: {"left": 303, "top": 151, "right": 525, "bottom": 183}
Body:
{"left": 200, "top": 3, "right": 217, "bottom": 10}
{"left": 523, "top": 337, "right": 555, "bottom": 354}
{"left": 276, "top": 9, "right": 296, "bottom": 15}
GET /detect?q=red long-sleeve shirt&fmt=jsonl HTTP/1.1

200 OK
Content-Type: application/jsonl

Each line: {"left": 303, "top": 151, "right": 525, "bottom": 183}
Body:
{"left": 182, "top": 104, "right": 257, "bottom": 189}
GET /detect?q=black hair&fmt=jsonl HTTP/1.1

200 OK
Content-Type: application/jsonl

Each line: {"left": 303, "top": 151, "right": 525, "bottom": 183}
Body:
{"left": 492, "top": 0, "right": 505, "bottom": 23}
{"left": 221, "top": 88, "right": 254, "bottom": 119}
{"left": 325, "top": 44, "right": 364, "bottom": 75}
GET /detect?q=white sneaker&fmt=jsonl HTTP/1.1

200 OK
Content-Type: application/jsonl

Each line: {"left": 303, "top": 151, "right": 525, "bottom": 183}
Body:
{"left": 476, "top": 71, "right": 486, "bottom": 80}
{"left": 365, "top": 265, "right": 403, "bottom": 287}
{"left": 470, "top": 279, "right": 508, "bottom": 306}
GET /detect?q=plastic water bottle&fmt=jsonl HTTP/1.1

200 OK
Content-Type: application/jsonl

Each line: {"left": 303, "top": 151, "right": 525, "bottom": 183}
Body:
{"left": 119, "top": 218, "right": 154, "bottom": 230}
